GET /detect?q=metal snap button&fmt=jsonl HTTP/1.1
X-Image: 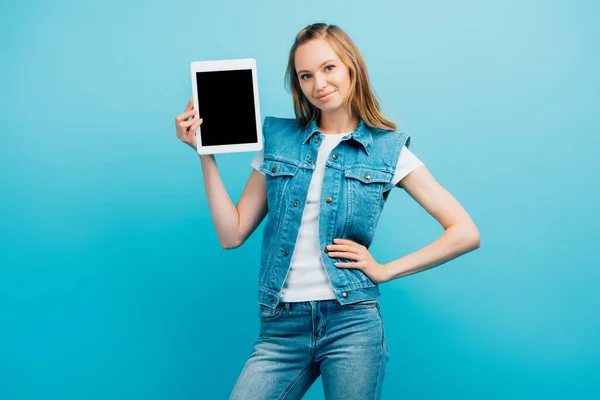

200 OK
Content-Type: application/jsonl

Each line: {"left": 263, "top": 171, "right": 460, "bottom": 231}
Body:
{"left": 342, "top": 292, "right": 348, "bottom": 298}
{"left": 293, "top": 200, "right": 299, "bottom": 206}
{"left": 325, "top": 197, "right": 332, "bottom": 203}
{"left": 308, "top": 158, "right": 313, "bottom": 163}
{"left": 284, "top": 250, "right": 289, "bottom": 256}
{"left": 315, "top": 139, "right": 320, "bottom": 144}
{"left": 364, "top": 174, "right": 371, "bottom": 180}
{"left": 269, "top": 297, "right": 274, "bottom": 302}
{"left": 332, "top": 154, "right": 338, "bottom": 160}
{"left": 272, "top": 167, "right": 277, "bottom": 173}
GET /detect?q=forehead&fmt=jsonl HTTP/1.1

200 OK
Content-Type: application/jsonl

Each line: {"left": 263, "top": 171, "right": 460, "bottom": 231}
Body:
{"left": 295, "top": 38, "right": 340, "bottom": 70}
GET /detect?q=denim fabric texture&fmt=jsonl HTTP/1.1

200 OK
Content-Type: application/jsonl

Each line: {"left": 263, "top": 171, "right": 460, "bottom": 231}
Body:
{"left": 257, "top": 116, "right": 411, "bottom": 309}
{"left": 229, "top": 298, "right": 389, "bottom": 399}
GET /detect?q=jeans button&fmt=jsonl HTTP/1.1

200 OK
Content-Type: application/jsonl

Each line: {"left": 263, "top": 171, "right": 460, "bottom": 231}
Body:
{"left": 342, "top": 292, "right": 348, "bottom": 298}
{"left": 293, "top": 200, "right": 299, "bottom": 206}
{"left": 284, "top": 250, "right": 289, "bottom": 256}
{"left": 326, "top": 197, "right": 332, "bottom": 203}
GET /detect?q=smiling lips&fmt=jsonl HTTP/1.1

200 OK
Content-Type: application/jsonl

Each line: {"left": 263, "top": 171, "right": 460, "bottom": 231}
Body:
{"left": 316, "top": 91, "right": 335, "bottom": 100}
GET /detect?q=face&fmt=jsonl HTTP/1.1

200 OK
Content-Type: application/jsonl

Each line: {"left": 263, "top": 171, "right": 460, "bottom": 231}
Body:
{"left": 295, "top": 37, "right": 352, "bottom": 114}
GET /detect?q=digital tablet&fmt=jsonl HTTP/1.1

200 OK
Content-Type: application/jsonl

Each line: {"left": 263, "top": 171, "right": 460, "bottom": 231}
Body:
{"left": 190, "top": 58, "right": 263, "bottom": 155}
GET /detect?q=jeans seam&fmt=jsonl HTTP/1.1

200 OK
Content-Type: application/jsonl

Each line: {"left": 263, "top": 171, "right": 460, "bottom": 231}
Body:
{"left": 374, "top": 308, "right": 385, "bottom": 399}
{"left": 279, "top": 364, "right": 315, "bottom": 400}
{"left": 373, "top": 340, "right": 385, "bottom": 399}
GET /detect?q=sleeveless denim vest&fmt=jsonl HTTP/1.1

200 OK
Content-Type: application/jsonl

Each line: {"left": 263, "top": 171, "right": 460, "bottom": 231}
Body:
{"left": 257, "top": 116, "right": 411, "bottom": 309}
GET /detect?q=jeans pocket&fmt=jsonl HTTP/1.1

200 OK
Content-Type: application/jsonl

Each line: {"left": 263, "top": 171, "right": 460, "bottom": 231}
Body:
{"left": 258, "top": 303, "right": 285, "bottom": 322}
{"left": 343, "top": 298, "right": 379, "bottom": 310}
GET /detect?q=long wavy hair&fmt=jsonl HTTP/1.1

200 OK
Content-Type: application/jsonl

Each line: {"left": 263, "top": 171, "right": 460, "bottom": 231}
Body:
{"left": 284, "top": 23, "right": 397, "bottom": 132}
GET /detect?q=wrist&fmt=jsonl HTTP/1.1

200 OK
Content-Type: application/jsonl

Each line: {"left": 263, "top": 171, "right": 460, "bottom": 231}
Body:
{"left": 382, "top": 263, "right": 393, "bottom": 283}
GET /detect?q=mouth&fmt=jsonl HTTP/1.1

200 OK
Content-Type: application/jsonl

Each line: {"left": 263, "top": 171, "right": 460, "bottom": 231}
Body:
{"left": 316, "top": 91, "right": 336, "bottom": 100}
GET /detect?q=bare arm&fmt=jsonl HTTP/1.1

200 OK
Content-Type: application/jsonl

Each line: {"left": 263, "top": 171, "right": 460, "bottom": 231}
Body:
{"left": 383, "top": 165, "right": 481, "bottom": 281}
{"left": 175, "top": 98, "right": 268, "bottom": 249}
{"left": 199, "top": 154, "right": 268, "bottom": 249}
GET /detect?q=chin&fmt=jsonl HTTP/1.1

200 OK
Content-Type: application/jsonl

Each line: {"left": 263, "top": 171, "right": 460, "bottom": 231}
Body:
{"left": 321, "top": 104, "right": 343, "bottom": 113}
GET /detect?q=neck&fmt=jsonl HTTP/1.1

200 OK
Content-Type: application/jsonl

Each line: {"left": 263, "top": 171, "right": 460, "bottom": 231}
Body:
{"left": 317, "top": 108, "right": 359, "bottom": 135}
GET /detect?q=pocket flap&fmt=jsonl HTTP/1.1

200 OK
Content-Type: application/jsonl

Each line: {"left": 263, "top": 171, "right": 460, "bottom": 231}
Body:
{"left": 344, "top": 168, "right": 392, "bottom": 184}
{"left": 259, "top": 159, "right": 299, "bottom": 177}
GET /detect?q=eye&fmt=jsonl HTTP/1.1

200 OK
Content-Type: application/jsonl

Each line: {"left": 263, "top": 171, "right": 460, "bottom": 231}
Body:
{"left": 300, "top": 65, "right": 335, "bottom": 81}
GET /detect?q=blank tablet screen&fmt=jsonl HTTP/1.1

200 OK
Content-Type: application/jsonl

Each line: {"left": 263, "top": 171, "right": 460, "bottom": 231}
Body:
{"left": 195, "top": 69, "right": 258, "bottom": 147}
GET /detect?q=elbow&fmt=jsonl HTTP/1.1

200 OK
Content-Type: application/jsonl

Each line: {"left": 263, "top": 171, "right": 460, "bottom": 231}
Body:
{"left": 455, "top": 222, "right": 480, "bottom": 251}
{"left": 468, "top": 227, "right": 481, "bottom": 250}
{"left": 221, "top": 236, "right": 242, "bottom": 250}
{"left": 471, "top": 235, "right": 481, "bottom": 250}
{"left": 221, "top": 242, "right": 240, "bottom": 250}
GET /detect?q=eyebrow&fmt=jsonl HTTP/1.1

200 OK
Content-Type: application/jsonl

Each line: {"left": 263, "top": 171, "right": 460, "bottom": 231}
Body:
{"left": 297, "top": 59, "right": 337, "bottom": 75}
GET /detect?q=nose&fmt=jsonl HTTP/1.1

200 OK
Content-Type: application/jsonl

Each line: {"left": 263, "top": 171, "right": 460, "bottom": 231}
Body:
{"left": 314, "top": 74, "right": 327, "bottom": 91}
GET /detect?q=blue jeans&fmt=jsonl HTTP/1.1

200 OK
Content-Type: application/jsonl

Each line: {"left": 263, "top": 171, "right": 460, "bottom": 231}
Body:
{"left": 229, "top": 298, "right": 390, "bottom": 399}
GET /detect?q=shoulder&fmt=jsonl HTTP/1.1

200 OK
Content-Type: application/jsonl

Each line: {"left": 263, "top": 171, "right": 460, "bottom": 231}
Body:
{"left": 371, "top": 127, "right": 411, "bottom": 149}
{"left": 264, "top": 116, "right": 300, "bottom": 132}
{"left": 262, "top": 116, "right": 303, "bottom": 153}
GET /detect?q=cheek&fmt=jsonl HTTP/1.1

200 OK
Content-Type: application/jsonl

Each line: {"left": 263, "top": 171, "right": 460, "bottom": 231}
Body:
{"left": 299, "top": 81, "right": 312, "bottom": 96}
{"left": 334, "top": 72, "right": 350, "bottom": 91}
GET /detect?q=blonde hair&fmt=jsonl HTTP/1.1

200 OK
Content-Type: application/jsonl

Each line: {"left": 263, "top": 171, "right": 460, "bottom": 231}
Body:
{"left": 284, "top": 23, "right": 397, "bottom": 131}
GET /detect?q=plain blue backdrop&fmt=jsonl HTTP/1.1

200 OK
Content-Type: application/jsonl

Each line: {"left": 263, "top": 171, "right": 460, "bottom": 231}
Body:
{"left": 1, "top": 0, "right": 599, "bottom": 399}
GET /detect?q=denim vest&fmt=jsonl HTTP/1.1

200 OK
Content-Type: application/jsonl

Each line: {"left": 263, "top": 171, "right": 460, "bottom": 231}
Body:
{"left": 257, "top": 116, "right": 411, "bottom": 309}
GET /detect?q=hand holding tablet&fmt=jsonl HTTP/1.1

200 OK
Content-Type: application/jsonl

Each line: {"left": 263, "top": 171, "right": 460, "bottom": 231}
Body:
{"left": 188, "top": 58, "right": 264, "bottom": 155}
{"left": 175, "top": 97, "right": 203, "bottom": 151}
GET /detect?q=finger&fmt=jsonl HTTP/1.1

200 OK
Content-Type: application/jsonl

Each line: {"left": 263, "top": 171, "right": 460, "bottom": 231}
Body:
{"left": 180, "top": 117, "right": 199, "bottom": 128}
{"left": 189, "top": 118, "right": 203, "bottom": 130}
{"left": 187, "top": 119, "right": 203, "bottom": 134}
{"left": 334, "top": 262, "right": 360, "bottom": 268}
{"left": 185, "top": 97, "right": 194, "bottom": 111}
{"left": 328, "top": 244, "right": 360, "bottom": 254}
{"left": 327, "top": 251, "right": 359, "bottom": 260}
{"left": 333, "top": 238, "right": 359, "bottom": 247}
{"left": 175, "top": 109, "right": 197, "bottom": 123}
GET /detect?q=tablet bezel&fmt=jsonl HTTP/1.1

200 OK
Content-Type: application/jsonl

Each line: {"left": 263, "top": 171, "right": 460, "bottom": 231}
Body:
{"left": 190, "top": 58, "right": 263, "bottom": 155}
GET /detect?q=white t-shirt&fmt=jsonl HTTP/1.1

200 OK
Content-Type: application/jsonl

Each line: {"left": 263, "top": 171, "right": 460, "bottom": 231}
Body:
{"left": 251, "top": 133, "right": 424, "bottom": 302}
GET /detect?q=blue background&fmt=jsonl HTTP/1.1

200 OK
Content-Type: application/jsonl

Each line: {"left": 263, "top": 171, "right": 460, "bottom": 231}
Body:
{"left": 1, "top": 0, "right": 599, "bottom": 398}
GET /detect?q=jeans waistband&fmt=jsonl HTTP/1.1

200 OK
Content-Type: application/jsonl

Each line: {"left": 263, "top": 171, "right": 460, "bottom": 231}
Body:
{"left": 278, "top": 299, "right": 341, "bottom": 312}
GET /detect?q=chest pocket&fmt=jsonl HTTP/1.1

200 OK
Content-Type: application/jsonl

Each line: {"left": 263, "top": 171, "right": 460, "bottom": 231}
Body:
{"left": 343, "top": 167, "right": 393, "bottom": 243}
{"left": 259, "top": 158, "right": 299, "bottom": 217}
{"left": 345, "top": 167, "right": 392, "bottom": 196}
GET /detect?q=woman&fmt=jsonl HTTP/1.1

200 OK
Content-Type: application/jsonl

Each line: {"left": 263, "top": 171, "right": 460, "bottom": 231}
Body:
{"left": 175, "top": 23, "right": 480, "bottom": 400}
